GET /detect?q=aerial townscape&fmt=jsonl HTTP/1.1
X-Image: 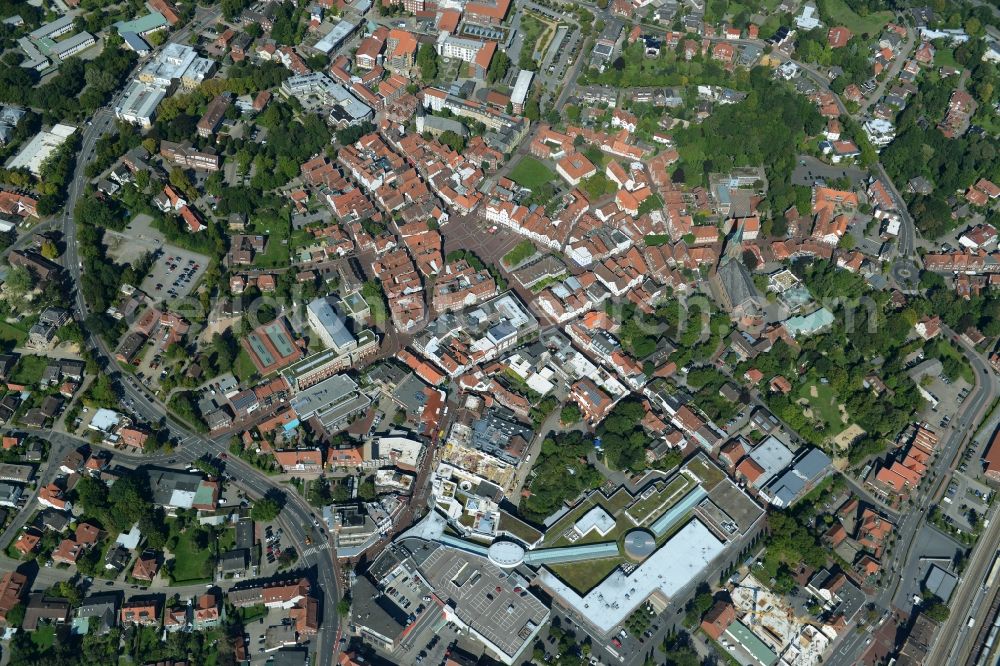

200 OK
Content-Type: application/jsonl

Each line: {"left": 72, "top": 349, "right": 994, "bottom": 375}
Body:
{"left": 0, "top": 0, "right": 998, "bottom": 664}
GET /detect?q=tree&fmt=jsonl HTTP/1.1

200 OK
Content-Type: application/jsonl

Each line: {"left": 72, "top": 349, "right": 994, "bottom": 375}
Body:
{"left": 250, "top": 497, "right": 281, "bottom": 522}
{"left": 524, "top": 97, "right": 541, "bottom": 121}
{"left": 417, "top": 43, "right": 439, "bottom": 81}
{"left": 560, "top": 403, "right": 582, "bottom": 425}
{"left": 4, "top": 266, "right": 33, "bottom": 298}
{"left": 39, "top": 239, "right": 59, "bottom": 260}
{"left": 358, "top": 477, "right": 376, "bottom": 501}
{"left": 923, "top": 598, "right": 950, "bottom": 621}
{"left": 438, "top": 129, "right": 466, "bottom": 153}
{"left": 337, "top": 597, "right": 351, "bottom": 617}
{"left": 5, "top": 602, "right": 24, "bottom": 628}
{"left": 49, "top": 580, "right": 83, "bottom": 606}
{"left": 486, "top": 50, "right": 510, "bottom": 84}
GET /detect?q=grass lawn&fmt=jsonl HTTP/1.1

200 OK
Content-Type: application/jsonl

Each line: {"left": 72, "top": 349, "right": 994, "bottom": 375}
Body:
{"left": 604, "top": 487, "right": 635, "bottom": 513}
{"left": 543, "top": 498, "right": 602, "bottom": 547}
{"left": 233, "top": 347, "right": 258, "bottom": 383}
{"left": 240, "top": 604, "right": 268, "bottom": 623}
{"left": 544, "top": 498, "right": 634, "bottom": 548}
{"left": 11, "top": 354, "right": 49, "bottom": 385}
{"left": 822, "top": 0, "right": 892, "bottom": 36}
{"left": 934, "top": 47, "right": 959, "bottom": 69}
{"left": 168, "top": 528, "right": 215, "bottom": 583}
{"left": 0, "top": 319, "right": 30, "bottom": 347}
{"left": 30, "top": 624, "right": 55, "bottom": 650}
{"left": 249, "top": 215, "right": 291, "bottom": 268}
{"left": 520, "top": 13, "right": 550, "bottom": 60}
{"left": 218, "top": 526, "right": 236, "bottom": 553}
{"left": 546, "top": 557, "right": 622, "bottom": 594}
{"left": 253, "top": 238, "right": 290, "bottom": 268}
{"left": 685, "top": 456, "right": 726, "bottom": 490}
{"left": 509, "top": 156, "right": 556, "bottom": 190}
{"left": 797, "top": 381, "right": 848, "bottom": 437}
{"left": 499, "top": 511, "right": 543, "bottom": 545}
{"left": 937, "top": 341, "right": 975, "bottom": 383}
{"left": 289, "top": 227, "right": 316, "bottom": 251}
{"left": 529, "top": 273, "right": 567, "bottom": 293}
{"left": 503, "top": 239, "right": 537, "bottom": 267}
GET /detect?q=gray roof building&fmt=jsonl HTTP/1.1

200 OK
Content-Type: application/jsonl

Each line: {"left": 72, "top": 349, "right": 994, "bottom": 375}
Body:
{"left": 470, "top": 407, "right": 533, "bottom": 465}
{"left": 714, "top": 260, "right": 765, "bottom": 318}
{"left": 746, "top": 436, "right": 794, "bottom": 488}
{"left": 290, "top": 374, "right": 371, "bottom": 432}
{"left": 763, "top": 447, "right": 832, "bottom": 507}
{"left": 351, "top": 577, "right": 407, "bottom": 650}
{"left": 218, "top": 549, "right": 250, "bottom": 576}
{"left": 74, "top": 594, "right": 118, "bottom": 634}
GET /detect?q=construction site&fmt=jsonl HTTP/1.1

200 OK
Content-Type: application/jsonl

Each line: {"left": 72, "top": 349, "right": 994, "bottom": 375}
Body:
{"left": 724, "top": 573, "right": 839, "bottom": 666}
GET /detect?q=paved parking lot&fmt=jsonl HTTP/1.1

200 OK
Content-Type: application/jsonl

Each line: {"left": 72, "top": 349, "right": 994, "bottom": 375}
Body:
{"left": 893, "top": 523, "right": 966, "bottom": 610}
{"left": 104, "top": 214, "right": 209, "bottom": 300}
{"left": 791, "top": 155, "right": 867, "bottom": 188}
{"left": 942, "top": 471, "right": 992, "bottom": 531}
{"left": 141, "top": 248, "right": 209, "bottom": 300}
{"left": 419, "top": 546, "right": 549, "bottom": 661}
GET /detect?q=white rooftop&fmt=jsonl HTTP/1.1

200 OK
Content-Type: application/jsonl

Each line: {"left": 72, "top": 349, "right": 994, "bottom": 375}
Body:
{"left": 7, "top": 124, "right": 76, "bottom": 175}
{"left": 115, "top": 524, "right": 142, "bottom": 549}
{"left": 88, "top": 408, "right": 122, "bottom": 433}
{"left": 511, "top": 70, "right": 534, "bottom": 106}
{"left": 795, "top": 4, "right": 821, "bottom": 30}
{"left": 537, "top": 518, "right": 725, "bottom": 633}
{"left": 574, "top": 506, "right": 616, "bottom": 537}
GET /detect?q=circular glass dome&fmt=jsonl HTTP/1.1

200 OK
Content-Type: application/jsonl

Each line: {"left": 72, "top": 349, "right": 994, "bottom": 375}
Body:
{"left": 623, "top": 529, "right": 656, "bottom": 561}
{"left": 487, "top": 541, "right": 525, "bottom": 568}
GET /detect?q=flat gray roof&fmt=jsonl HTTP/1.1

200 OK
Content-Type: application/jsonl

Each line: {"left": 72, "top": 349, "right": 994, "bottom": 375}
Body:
{"left": 420, "top": 544, "right": 549, "bottom": 662}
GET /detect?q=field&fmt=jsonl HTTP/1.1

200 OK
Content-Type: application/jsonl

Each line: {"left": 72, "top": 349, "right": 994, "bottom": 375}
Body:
{"left": 233, "top": 347, "right": 259, "bottom": 383}
{"left": 10, "top": 354, "right": 49, "bottom": 385}
{"left": 797, "top": 381, "right": 848, "bottom": 437}
{"left": 509, "top": 156, "right": 556, "bottom": 190}
{"left": 822, "top": 0, "right": 892, "bottom": 36}
{"left": 168, "top": 528, "right": 215, "bottom": 583}
{"left": 685, "top": 456, "right": 726, "bottom": 490}
{"left": 547, "top": 557, "right": 622, "bottom": 594}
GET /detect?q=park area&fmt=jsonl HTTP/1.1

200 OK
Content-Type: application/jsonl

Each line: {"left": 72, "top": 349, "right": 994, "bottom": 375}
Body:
{"left": 822, "top": 0, "right": 892, "bottom": 36}
{"left": 502, "top": 240, "right": 537, "bottom": 267}
{"left": 519, "top": 12, "right": 558, "bottom": 64}
{"left": 796, "top": 380, "right": 849, "bottom": 438}
{"left": 509, "top": 156, "right": 555, "bottom": 190}
{"left": 165, "top": 520, "right": 216, "bottom": 583}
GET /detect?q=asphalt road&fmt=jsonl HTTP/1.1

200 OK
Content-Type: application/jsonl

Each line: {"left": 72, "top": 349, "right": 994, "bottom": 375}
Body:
{"left": 52, "top": 9, "right": 344, "bottom": 666}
